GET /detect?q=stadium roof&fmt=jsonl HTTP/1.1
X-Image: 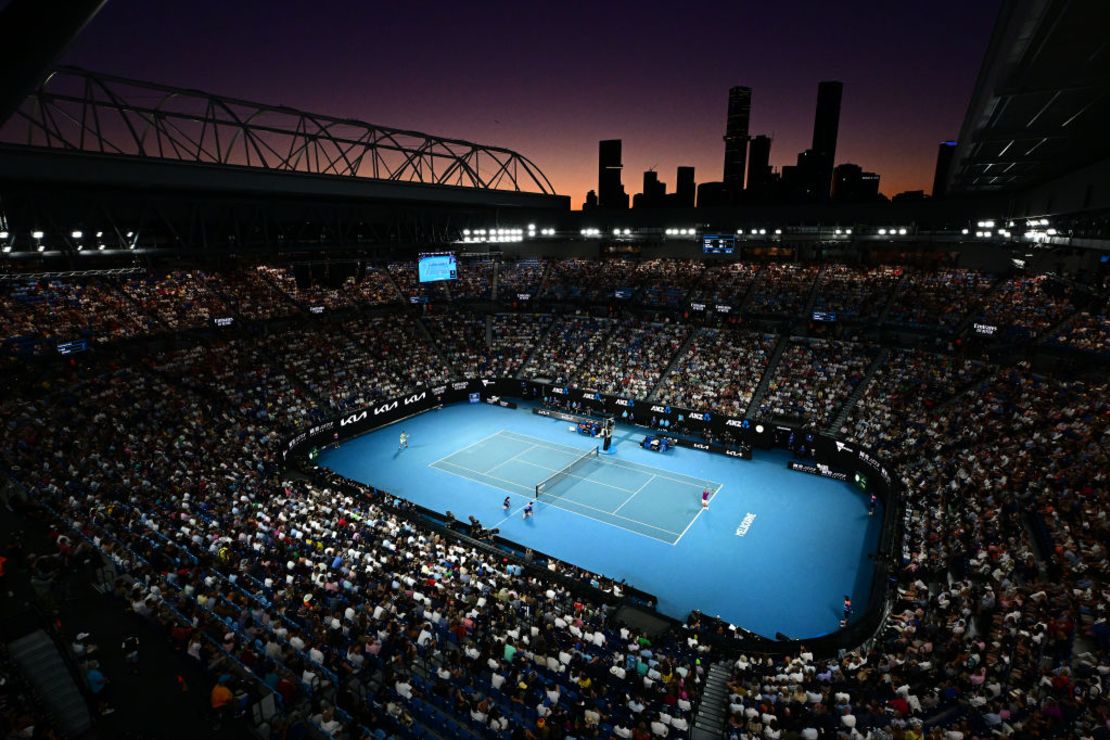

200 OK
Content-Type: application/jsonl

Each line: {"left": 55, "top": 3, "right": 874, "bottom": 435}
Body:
{"left": 947, "top": 0, "right": 1110, "bottom": 195}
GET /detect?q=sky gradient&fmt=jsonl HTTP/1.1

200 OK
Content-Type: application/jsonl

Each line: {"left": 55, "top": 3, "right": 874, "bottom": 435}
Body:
{"left": 59, "top": 0, "right": 1002, "bottom": 207}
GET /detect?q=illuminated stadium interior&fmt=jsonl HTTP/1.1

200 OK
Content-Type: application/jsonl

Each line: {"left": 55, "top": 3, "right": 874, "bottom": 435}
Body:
{"left": 0, "top": 2, "right": 1108, "bottom": 739}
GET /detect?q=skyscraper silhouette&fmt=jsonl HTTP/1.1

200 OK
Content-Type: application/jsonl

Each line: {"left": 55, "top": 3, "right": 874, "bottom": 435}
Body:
{"left": 633, "top": 169, "right": 667, "bottom": 209}
{"left": 675, "top": 166, "right": 696, "bottom": 208}
{"left": 811, "top": 81, "right": 843, "bottom": 202}
{"left": 723, "top": 86, "right": 752, "bottom": 195}
{"left": 597, "top": 139, "right": 628, "bottom": 209}
{"left": 746, "top": 135, "right": 773, "bottom": 194}
{"left": 932, "top": 140, "right": 957, "bottom": 199}
{"left": 832, "top": 163, "right": 881, "bottom": 202}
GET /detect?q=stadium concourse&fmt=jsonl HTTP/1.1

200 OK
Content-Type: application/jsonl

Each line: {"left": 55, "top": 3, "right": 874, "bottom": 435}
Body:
{"left": 0, "top": 256, "right": 1106, "bottom": 740}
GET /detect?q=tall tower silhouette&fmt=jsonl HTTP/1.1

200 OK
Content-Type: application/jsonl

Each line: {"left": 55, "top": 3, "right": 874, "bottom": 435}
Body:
{"left": 723, "top": 86, "right": 752, "bottom": 194}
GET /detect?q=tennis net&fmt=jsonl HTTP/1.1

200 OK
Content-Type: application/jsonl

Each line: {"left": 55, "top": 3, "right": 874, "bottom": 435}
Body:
{"left": 534, "top": 445, "right": 599, "bottom": 499}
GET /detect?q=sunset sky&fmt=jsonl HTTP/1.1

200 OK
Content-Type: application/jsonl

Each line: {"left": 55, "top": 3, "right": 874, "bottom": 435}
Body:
{"left": 61, "top": 0, "right": 1002, "bottom": 207}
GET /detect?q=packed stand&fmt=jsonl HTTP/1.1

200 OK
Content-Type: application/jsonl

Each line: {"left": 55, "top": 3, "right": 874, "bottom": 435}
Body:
{"left": 118, "top": 270, "right": 234, "bottom": 330}
{"left": 841, "top": 348, "right": 990, "bottom": 452}
{"left": 745, "top": 263, "right": 820, "bottom": 316}
{"left": 425, "top": 312, "right": 551, "bottom": 379}
{"left": 258, "top": 264, "right": 400, "bottom": 310}
{"left": 887, "top": 268, "right": 996, "bottom": 329}
{"left": 758, "top": 338, "right": 876, "bottom": 428}
{"left": 1, "top": 260, "right": 1109, "bottom": 740}
{"left": 0, "top": 276, "right": 149, "bottom": 353}
{"left": 257, "top": 317, "right": 449, "bottom": 414}
{"left": 543, "top": 258, "right": 636, "bottom": 302}
{"left": 690, "top": 262, "right": 762, "bottom": 307}
{"left": 521, "top": 314, "right": 615, "bottom": 384}
{"left": 150, "top": 339, "right": 322, "bottom": 435}
{"left": 1050, "top": 309, "right": 1110, "bottom": 353}
{"left": 713, "top": 365, "right": 1107, "bottom": 740}
{"left": 329, "top": 316, "right": 452, "bottom": 401}
{"left": 575, "top": 318, "right": 689, "bottom": 398}
{"left": 634, "top": 259, "right": 705, "bottom": 308}
{"left": 0, "top": 362, "right": 711, "bottom": 740}
{"left": 451, "top": 258, "right": 496, "bottom": 301}
{"left": 977, "top": 275, "right": 1075, "bottom": 338}
{"left": 656, "top": 328, "right": 777, "bottom": 415}
{"left": 496, "top": 258, "right": 547, "bottom": 298}
{"left": 811, "top": 264, "right": 902, "bottom": 320}
{"left": 216, "top": 268, "right": 300, "bottom": 320}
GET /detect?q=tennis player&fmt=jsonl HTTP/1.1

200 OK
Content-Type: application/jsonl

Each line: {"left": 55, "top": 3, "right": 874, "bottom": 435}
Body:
{"left": 399, "top": 431, "right": 409, "bottom": 450}
{"left": 502, "top": 496, "right": 511, "bottom": 512}
{"left": 522, "top": 502, "right": 534, "bottom": 519}
{"left": 868, "top": 493, "right": 878, "bottom": 516}
{"left": 701, "top": 488, "right": 710, "bottom": 509}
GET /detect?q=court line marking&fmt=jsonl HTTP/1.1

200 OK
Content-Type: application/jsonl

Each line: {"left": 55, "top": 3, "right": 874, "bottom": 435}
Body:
{"left": 427, "top": 431, "right": 509, "bottom": 468}
{"left": 511, "top": 457, "right": 641, "bottom": 496}
{"left": 429, "top": 459, "right": 533, "bottom": 495}
{"left": 486, "top": 444, "right": 538, "bottom": 476}
{"left": 498, "top": 429, "right": 719, "bottom": 489}
{"left": 612, "top": 474, "right": 656, "bottom": 515}
{"left": 429, "top": 457, "right": 683, "bottom": 538}
{"left": 671, "top": 483, "right": 725, "bottom": 546}
{"left": 500, "top": 428, "right": 719, "bottom": 487}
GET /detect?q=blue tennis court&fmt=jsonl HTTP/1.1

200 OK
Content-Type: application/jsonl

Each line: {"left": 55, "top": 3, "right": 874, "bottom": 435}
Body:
{"left": 430, "top": 429, "right": 720, "bottom": 544}
{"left": 318, "top": 401, "right": 882, "bottom": 639}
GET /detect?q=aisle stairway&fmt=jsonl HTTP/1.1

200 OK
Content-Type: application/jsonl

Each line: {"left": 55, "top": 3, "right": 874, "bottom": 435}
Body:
{"left": 878, "top": 270, "right": 909, "bottom": 324}
{"left": 515, "top": 315, "right": 560, "bottom": 379}
{"left": 8, "top": 630, "right": 93, "bottom": 737}
{"left": 800, "top": 264, "right": 826, "bottom": 320}
{"left": 825, "top": 347, "right": 889, "bottom": 435}
{"left": 414, "top": 315, "right": 459, "bottom": 378}
{"left": 1035, "top": 307, "right": 1081, "bottom": 344}
{"left": 744, "top": 335, "right": 789, "bottom": 417}
{"left": 692, "top": 659, "right": 732, "bottom": 739}
{"left": 648, "top": 328, "right": 700, "bottom": 401}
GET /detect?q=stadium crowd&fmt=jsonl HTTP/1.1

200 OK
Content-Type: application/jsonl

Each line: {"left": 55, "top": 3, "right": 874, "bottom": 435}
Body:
{"left": 522, "top": 315, "right": 615, "bottom": 385}
{"left": 655, "top": 328, "right": 777, "bottom": 415}
{"left": 811, "top": 265, "right": 902, "bottom": 321}
{"left": 887, "top": 269, "right": 996, "bottom": 329}
{"left": 575, "top": 318, "right": 689, "bottom": 399}
{"left": 424, "top": 313, "right": 552, "bottom": 379}
{"left": 745, "top": 264, "right": 820, "bottom": 316}
{"left": 1052, "top": 309, "right": 1110, "bottom": 353}
{"left": 1, "top": 362, "right": 711, "bottom": 739}
{"left": 0, "top": 255, "right": 1106, "bottom": 739}
{"left": 758, "top": 338, "right": 876, "bottom": 429}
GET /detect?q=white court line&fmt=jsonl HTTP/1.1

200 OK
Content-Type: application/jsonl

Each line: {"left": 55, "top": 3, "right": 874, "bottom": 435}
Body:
{"left": 430, "top": 459, "right": 533, "bottom": 495}
{"left": 431, "top": 457, "right": 682, "bottom": 537}
{"left": 671, "top": 483, "right": 725, "bottom": 547}
{"left": 486, "top": 444, "right": 538, "bottom": 475}
{"left": 612, "top": 474, "right": 656, "bottom": 515}
{"left": 427, "top": 430, "right": 507, "bottom": 468}
{"left": 492, "top": 499, "right": 533, "bottom": 529}
{"left": 511, "top": 457, "right": 640, "bottom": 495}
{"left": 499, "top": 429, "right": 718, "bottom": 490}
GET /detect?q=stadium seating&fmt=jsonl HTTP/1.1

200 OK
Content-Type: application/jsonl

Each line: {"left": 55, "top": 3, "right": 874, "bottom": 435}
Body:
{"left": 0, "top": 255, "right": 1106, "bottom": 738}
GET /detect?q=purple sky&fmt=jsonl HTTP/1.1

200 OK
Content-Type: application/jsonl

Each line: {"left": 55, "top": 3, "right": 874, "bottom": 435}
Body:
{"left": 59, "top": 0, "right": 1001, "bottom": 206}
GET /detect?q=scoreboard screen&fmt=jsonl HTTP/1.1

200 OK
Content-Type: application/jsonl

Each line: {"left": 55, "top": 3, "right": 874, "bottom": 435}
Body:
{"left": 702, "top": 234, "right": 736, "bottom": 254}
{"left": 418, "top": 253, "right": 458, "bottom": 283}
